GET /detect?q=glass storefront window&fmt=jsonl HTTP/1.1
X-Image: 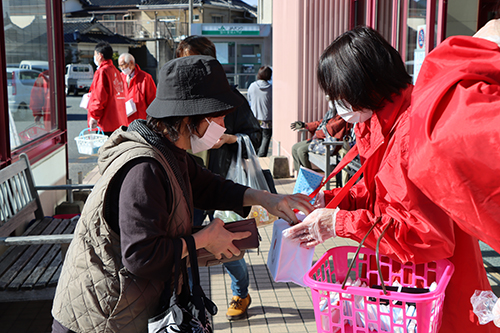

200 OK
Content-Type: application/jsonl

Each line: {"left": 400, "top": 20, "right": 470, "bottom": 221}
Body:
{"left": 213, "top": 41, "right": 263, "bottom": 89}
{"left": 406, "top": 0, "right": 427, "bottom": 83}
{"left": 3, "top": 0, "right": 56, "bottom": 150}
{"left": 237, "top": 43, "right": 261, "bottom": 89}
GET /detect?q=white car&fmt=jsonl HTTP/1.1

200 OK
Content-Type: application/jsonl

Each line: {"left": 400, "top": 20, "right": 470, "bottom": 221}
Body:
{"left": 7, "top": 68, "right": 42, "bottom": 120}
{"left": 65, "top": 64, "right": 94, "bottom": 96}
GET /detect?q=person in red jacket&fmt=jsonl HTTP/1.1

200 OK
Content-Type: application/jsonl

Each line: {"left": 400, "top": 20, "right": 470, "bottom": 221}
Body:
{"left": 118, "top": 53, "right": 157, "bottom": 124}
{"left": 87, "top": 42, "right": 127, "bottom": 136}
{"left": 290, "top": 99, "right": 352, "bottom": 173}
{"left": 285, "top": 26, "right": 497, "bottom": 333}
{"left": 30, "top": 70, "right": 52, "bottom": 129}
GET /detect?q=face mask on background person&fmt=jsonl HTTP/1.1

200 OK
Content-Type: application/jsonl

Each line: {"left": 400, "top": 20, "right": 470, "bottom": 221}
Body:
{"left": 121, "top": 67, "right": 132, "bottom": 76}
{"left": 94, "top": 55, "right": 100, "bottom": 67}
{"left": 190, "top": 118, "right": 226, "bottom": 154}
{"left": 334, "top": 100, "right": 373, "bottom": 124}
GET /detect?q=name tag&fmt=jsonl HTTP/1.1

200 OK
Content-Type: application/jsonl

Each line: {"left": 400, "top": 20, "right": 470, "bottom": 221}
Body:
{"left": 80, "top": 93, "right": 90, "bottom": 109}
{"left": 125, "top": 99, "right": 137, "bottom": 116}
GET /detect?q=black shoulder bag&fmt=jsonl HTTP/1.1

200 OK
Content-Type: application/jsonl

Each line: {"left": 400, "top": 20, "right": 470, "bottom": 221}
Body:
{"left": 148, "top": 236, "right": 217, "bottom": 333}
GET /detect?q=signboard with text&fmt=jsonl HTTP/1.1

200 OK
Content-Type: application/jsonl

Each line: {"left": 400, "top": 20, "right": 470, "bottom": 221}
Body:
{"left": 202, "top": 25, "right": 260, "bottom": 36}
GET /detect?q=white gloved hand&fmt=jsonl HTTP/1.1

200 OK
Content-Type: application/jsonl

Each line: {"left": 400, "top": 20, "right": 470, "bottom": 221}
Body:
{"left": 89, "top": 117, "right": 98, "bottom": 130}
{"left": 493, "top": 297, "right": 500, "bottom": 328}
{"left": 283, "top": 207, "right": 339, "bottom": 248}
{"left": 313, "top": 191, "right": 326, "bottom": 208}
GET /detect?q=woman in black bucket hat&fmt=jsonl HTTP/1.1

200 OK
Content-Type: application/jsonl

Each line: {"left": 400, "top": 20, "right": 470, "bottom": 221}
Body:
{"left": 51, "top": 55, "right": 314, "bottom": 333}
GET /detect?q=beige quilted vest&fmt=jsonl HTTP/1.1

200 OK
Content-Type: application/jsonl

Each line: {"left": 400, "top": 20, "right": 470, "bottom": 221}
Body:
{"left": 52, "top": 130, "right": 192, "bottom": 333}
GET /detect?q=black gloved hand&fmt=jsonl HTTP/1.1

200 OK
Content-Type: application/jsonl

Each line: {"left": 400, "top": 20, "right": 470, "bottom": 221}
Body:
{"left": 290, "top": 121, "right": 306, "bottom": 130}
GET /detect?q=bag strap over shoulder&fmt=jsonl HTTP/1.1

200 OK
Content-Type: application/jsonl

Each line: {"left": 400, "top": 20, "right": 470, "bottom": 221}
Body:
{"left": 184, "top": 236, "right": 218, "bottom": 318}
{"left": 168, "top": 238, "right": 183, "bottom": 307}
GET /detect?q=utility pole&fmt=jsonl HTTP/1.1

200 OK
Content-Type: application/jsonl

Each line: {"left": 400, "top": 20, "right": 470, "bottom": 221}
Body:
{"left": 188, "top": 0, "right": 193, "bottom": 35}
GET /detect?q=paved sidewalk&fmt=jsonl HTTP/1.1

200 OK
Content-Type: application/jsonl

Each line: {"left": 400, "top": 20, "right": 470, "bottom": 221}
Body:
{"left": 1, "top": 156, "right": 499, "bottom": 332}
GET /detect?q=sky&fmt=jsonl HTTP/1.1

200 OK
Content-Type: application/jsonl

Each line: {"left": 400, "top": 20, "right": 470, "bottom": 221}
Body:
{"left": 242, "top": 0, "right": 258, "bottom": 7}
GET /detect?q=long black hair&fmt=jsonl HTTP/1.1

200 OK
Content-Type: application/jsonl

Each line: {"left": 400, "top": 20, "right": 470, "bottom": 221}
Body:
{"left": 317, "top": 26, "right": 411, "bottom": 111}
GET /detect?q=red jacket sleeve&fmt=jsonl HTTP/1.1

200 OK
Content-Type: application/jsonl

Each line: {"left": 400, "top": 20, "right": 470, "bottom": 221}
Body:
{"left": 144, "top": 74, "right": 157, "bottom": 107}
{"left": 325, "top": 115, "right": 352, "bottom": 140}
{"left": 87, "top": 69, "right": 109, "bottom": 121}
{"left": 306, "top": 120, "right": 321, "bottom": 134}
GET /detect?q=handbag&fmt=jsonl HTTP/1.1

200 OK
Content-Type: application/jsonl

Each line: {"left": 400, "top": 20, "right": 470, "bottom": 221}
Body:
{"left": 148, "top": 236, "right": 217, "bottom": 333}
{"left": 192, "top": 218, "right": 260, "bottom": 267}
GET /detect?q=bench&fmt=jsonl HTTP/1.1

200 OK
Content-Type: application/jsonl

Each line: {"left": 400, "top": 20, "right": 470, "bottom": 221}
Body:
{"left": 299, "top": 129, "right": 360, "bottom": 190}
{"left": 0, "top": 153, "right": 92, "bottom": 302}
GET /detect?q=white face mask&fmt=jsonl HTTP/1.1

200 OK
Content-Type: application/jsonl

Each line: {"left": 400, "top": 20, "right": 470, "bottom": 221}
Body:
{"left": 121, "top": 67, "right": 132, "bottom": 76}
{"left": 190, "top": 118, "right": 226, "bottom": 154}
{"left": 334, "top": 100, "right": 373, "bottom": 124}
{"left": 94, "top": 55, "right": 100, "bottom": 67}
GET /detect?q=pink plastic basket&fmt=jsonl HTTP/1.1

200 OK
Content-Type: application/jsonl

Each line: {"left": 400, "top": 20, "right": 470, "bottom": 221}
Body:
{"left": 304, "top": 246, "right": 454, "bottom": 333}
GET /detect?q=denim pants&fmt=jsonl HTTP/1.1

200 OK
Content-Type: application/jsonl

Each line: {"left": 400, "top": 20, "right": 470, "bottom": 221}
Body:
{"left": 223, "top": 257, "right": 249, "bottom": 298}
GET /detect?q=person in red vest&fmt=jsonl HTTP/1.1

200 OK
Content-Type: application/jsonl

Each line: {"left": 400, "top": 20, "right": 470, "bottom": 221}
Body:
{"left": 87, "top": 42, "right": 127, "bottom": 136}
{"left": 118, "top": 53, "right": 157, "bottom": 124}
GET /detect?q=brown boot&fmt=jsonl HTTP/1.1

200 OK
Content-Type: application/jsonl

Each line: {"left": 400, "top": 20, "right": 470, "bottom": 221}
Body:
{"left": 226, "top": 294, "right": 251, "bottom": 320}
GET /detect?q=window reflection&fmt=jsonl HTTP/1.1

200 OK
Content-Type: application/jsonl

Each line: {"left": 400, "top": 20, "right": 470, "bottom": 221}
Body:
{"left": 406, "top": 0, "right": 427, "bottom": 83}
{"left": 3, "top": 0, "right": 55, "bottom": 149}
{"left": 237, "top": 43, "right": 261, "bottom": 89}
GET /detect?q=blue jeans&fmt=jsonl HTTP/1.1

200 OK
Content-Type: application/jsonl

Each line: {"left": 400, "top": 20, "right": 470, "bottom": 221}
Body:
{"left": 223, "top": 258, "right": 249, "bottom": 298}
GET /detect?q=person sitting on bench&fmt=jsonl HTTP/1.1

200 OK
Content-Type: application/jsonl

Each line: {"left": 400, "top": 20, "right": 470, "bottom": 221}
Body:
{"left": 290, "top": 96, "right": 351, "bottom": 173}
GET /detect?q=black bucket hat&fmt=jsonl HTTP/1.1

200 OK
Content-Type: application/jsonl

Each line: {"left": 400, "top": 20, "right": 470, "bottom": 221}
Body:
{"left": 146, "top": 55, "right": 242, "bottom": 118}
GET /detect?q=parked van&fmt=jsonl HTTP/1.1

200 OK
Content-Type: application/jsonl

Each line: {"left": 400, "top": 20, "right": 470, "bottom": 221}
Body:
{"left": 19, "top": 60, "right": 49, "bottom": 72}
{"left": 65, "top": 64, "right": 93, "bottom": 96}
{"left": 7, "top": 68, "right": 42, "bottom": 120}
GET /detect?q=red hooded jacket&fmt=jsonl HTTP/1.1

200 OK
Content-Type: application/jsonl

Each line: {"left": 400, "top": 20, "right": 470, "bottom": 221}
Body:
{"left": 409, "top": 36, "right": 500, "bottom": 255}
{"left": 121, "top": 64, "right": 157, "bottom": 124}
{"left": 323, "top": 84, "right": 495, "bottom": 332}
{"left": 87, "top": 59, "right": 127, "bottom": 132}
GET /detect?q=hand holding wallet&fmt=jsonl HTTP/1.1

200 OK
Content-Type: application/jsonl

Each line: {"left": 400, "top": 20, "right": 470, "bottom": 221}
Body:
{"left": 192, "top": 218, "right": 260, "bottom": 267}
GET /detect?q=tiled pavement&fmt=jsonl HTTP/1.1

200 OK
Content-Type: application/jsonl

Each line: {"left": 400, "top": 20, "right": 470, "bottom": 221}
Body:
{"left": 1, "top": 156, "right": 500, "bottom": 332}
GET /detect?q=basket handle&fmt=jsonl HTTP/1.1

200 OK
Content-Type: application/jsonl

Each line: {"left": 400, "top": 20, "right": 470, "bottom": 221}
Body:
{"left": 341, "top": 217, "right": 394, "bottom": 295}
{"left": 79, "top": 127, "right": 104, "bottom": 137}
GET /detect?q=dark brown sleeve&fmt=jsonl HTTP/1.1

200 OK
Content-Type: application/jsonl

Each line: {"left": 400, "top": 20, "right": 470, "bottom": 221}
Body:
{"left": 118, "top": 159, "right": 176, "bottom": 280}
{"left": 186, "top": 153, "right": 250, "bottom": 218}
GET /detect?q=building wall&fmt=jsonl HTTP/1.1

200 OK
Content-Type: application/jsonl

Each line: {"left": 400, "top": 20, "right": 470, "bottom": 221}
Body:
{"left": 272, "top": 0, "right": 350, "bottom": 166}
{"left": 258, "top": 0, "right": 273, "bottom": 24}
{"left": 446, "top": 0, "right": 479, "bottom": 37}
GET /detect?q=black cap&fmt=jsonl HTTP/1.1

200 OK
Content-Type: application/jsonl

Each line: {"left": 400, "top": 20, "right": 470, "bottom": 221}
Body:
{"left": 146, "top": 55, "right": 242, "bottom": 118}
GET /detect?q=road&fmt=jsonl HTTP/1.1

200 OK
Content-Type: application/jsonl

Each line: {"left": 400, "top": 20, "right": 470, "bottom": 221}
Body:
{"left": 66, "top": 95, "right": 99, "bottom": 184}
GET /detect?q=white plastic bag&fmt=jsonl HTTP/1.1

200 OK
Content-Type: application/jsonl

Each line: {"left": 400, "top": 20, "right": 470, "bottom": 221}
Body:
{"left": 216, "top": 134, "right": 272, "bottom": 220}
{"left": 471, "top": 290, "right": 500, "bottom": 327}
{"left": 267, "top": 218, "right": 314, "bottom": 287}
{"left": 226, "top": 134, "right": 270, "bottom": 192}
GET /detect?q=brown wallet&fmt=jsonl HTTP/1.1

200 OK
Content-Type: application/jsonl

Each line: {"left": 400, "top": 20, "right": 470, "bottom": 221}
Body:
{"left": 192, "top": 218, "right": 260, "bottom": 267}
